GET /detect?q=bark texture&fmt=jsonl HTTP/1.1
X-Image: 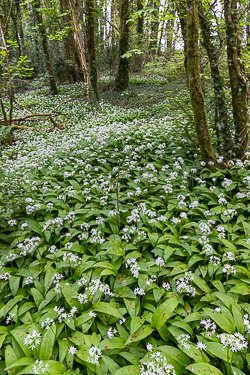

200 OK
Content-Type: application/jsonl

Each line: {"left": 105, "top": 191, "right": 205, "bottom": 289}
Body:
{"left": 69, "top": 0, "right": 91, "bottom": 98}
{"left": 175, "top": 0, "right": 188, "bottom": 85}
{"left": 224, "top": 0, "right": 249, "bottom": 159}
{"left": 33, "top": 0, "right": 58, "bottom": 95}
{"left": 115, "top": 0, "right": 129, "bottom": 91}
{"left": 186, "top": 0, "right": 216, "bottom": 165}
{"left": 85, "top": 0, "right": 99, "bottom": 102}
{"left": 199, "top": 2, "right": 232, "bottom": 158}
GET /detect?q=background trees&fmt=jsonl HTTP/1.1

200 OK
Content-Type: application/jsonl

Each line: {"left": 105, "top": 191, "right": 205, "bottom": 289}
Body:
{"left": 0, "top": 0, "right": 249, "bottom": 161}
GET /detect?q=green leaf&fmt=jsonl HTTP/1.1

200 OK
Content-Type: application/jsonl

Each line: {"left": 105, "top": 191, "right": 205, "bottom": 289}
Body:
{"left": 26, "top": 219, "right": 42, "bottom": 235}
{"left": 125, "top": 325, "right": 153, "bottom": 345}
{"left": 203, "top": 308, "right": 234, "bottom": 333}
{"left": 19, "top": 360, "right": 66, "bottom": 374}
{"left": 93, "top": 302, "right": 123, "bottom": 319}
{"left": 151, "top": 297, "right": 178, "bottom": 329}
{"left": 186, "top": 363, "right": 223, "bottom": 375}
{"left": 11, "top": 329, "right": 33, "bottom": 357}
{"left": 39, "top": 328, "right": 55, "bottom": 360}
{"left": 31, "top": 288, "right": 44, "bottom": 308}
{"left": 206, "top": 342, "right": 230, "bottom": 361}
{"left": 5, "top": 357, "right": 35, "bottom": 369}
{"left": 193, "top": 274, "right": 210, "bottom": 294}
{"left": 102, "top": 355, "right": 120, "bottom": 374}
{"left": 99, "top": 338, "right": 125, "bottom": 350}
{"left": 114, "top": 365, "right": 140, "bottom": 375}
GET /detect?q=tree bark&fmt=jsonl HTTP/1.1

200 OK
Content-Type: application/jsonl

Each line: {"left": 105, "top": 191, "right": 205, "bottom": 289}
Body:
{"left": 85, "top": 0, "right": 99, "bottom": 102}
{"left": 149, "top": 0, "right": 159, "bottom": 55}
{"left": 33, "top": 0, "right": 58, "bottom": 95}
{"left": 175, "top": 0, "right": 188, "bottom": 85}
{"left": 224, "top": 0, "right": 249, "bottom": 159}
{"left": 115, "top": 0, "right": 129, "bottom": 91}
{"left": 199, "top": 2, "right": 232, "bottom": 159}
{"left": 186, "top": 0, "right": 216, "bottom": 165}
{"left": 69, "top": 0, "right": 91, "bottom": 98}
{"left": 133, "top": 0, "right": 143, "bottom": 72}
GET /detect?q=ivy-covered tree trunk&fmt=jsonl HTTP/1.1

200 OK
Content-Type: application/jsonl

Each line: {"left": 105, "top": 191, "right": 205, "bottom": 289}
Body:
{"left": 85, "top": 0, "right": 99, "bottom": 103}
{"left": 199, "top": 2, "right": 232, "bottom": 159}
{"left": 115, "top": 0, "right": 129, "bottom": 91}
{"left": 224, "top": 0, "right": 249, "bottom": 159}
{"left": 186, "top": 0, "right": 216, "bottom": 165}
{"left": 33, "top": 0, "right": 58, "bottom": 95}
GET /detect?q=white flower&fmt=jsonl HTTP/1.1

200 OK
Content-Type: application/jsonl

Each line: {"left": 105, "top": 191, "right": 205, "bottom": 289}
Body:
{"left": 78, "top": 293, "right": 88, "bottom": 304}
{"left": 196, "top": 341, "right": 207, "bottom": 351}
{"left": 68, "top": 346, "right": 78, "bottom": 355}
{"left": 177, "top": 334, "right": 191, "bottom": 350}
{"left": 217, "top": 332, "right": 248, "bottom": 352}
{"left": 33, "top": 360, "right": 49, "bottom": 374}
{"left": 24, "top": 276, "right": 33, "bottom": 285}
{"left": 140, "top": 351, "right": 176, "bottom": 375}
{"left": 200, "top": 319, "right": 217, "bottom": 336}
{"left": 134, "top": 287, "right": 145, "bottom": 296}
{"left": 155, "top": 257, "right": 165, "bottom": 267}
{"left": 222, "top": 264, "right": 236, "bottom": 276}
{"left": 88, "top": 311, "right": 97, "bottom": 318}
{"left": 23, "top": 330, "right": 42, "bottom": 350}
{"left": 107, "top": 327, "right": 118, "bottom": 339}
{"left": 87, "top": 346, "right": 102, "bottom": 365}
{"left": 119, "top": 317, "right": 126, "bottom": 325}
{"left": 125, "top": 258, "right": 140, "bottom": 278}
{"left": 146, "top": 343, "right": 154, "bottom": 352}
{"left": 162, "top": 282, "right": 171, "bottom": 291}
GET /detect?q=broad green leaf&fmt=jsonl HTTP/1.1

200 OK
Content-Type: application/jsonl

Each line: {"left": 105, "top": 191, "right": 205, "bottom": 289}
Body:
{"left": 93, "top": 302, "right": 123, "bottom": 319}
{"left": 99, "top": 338, "right": 125, "bottom": 350}
{"left": 5, "top": 357, "right": 35, "bottom": 369}
{"left": 151, "top": 297, "right": 178, "bottom": 329}
{"left": 206, "top": 342, "right": 230, "bottom": 361}
{"left": 114, "top": 365, "right": 140, "bottom": 375}
{"left": 11, "top": 329, "right": 33, "bottom": 357}
{"left": 58, "top": 339, "right": 69, "bottom": 363}
{"left": 193, "top": 274, "right": 210, "bottom": 294}
{"left": 186, "top": 363, "right": 223, "bottom": 375}
{"left": 102, "top": 355, "right": 120, "bottom": 374}
{"left": 18, "top": 360, "right": 66, "bottom": 374}
{"left": 125, "top": 325, "right": 153, "bottom": 345}
{"left": 203, "top": 308, "right": 234, "bottom": 333}
{"left": 39, "top": 327, "right": 55, "bottom": 360}
{"left": 26, "top": 219, "right": 42, "bottom": 235}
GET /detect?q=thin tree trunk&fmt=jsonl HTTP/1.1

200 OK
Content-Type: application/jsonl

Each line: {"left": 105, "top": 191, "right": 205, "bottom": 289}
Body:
{"left": 176, "top": 0, "right": 188, "bottom": 85}
{"left": 199, "top": 2, "right": 232, "bottom": 158}
{"left": 133, "top": 0, "right": 143, "bottom": 72}
{"left": 85, "top": 0, "right": 99, "bottom": 102}
{"left": 186, "top": 0, "right": 216, "bottom": 165}
{"left": 149, "top": 0, "right": 159, "bottom": 56}
{"left": 115, "top": 0, "right": 129, "bottom": 91}
{"left": 224, "top": 0, "right": 249, "bottom": 159}
{"left": 69, "top": 0, "right": 91, "bottom": 98}
{"left": 33, "top": 0, "right": 58, "bottom": 95}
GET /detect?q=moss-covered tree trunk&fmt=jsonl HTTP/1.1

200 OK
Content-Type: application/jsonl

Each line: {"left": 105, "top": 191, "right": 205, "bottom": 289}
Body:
{"left": 224, "top": 0, "right": 249, "bottom": 159}
{"left": 186, "top": 0, "right": 216, "bottom": 165}
{"left": 199, "top": 2, "right": 232, "bottom": 159}
{"left": 85, "top": 0, "right": 99, "bottom": 103}
{"left": 149, "top": 0, "right": 159, "bottom": 56}
{"left": 133, "top": 0, "right": 143, "bottom": 72}
{"left": 115, "top": 0, "right": 129, "bottom": 91}
{"left": 33, "top": 0, "right": 58, "bottom": 95}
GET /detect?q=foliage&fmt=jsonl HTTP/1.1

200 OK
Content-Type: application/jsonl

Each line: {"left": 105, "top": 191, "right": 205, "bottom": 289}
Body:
{"left": 1, "top": 83, "right": 250, "bottom": 374}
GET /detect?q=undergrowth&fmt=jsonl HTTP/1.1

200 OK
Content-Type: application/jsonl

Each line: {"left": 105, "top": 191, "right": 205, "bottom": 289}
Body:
{"left": 0, "top": 82, "right": 250, "bottom": 375}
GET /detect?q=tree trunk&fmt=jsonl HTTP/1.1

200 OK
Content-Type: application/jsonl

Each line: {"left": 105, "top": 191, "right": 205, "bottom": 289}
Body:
{"left": 224, "top": 0, "right": 249, "bottom": 159}
{"left": 176, "top": 0, "right": 188, "bottom": 85}
{"left": 199, "top": 2, "right": 232, "bottom": 159}
{"left": 115, "top": 0, "right": 129, "bottom": 91}
{"left": 186, "top": 0, "right": 216, "bottom": 165}
{"left": 133, "top": 0, "right": 143, "bottom": 72}
{"left": 149, "top": 0, "right": 159, "bottom": 55}
{"left": 69, "top": 0, "right": 91, "bottom": 98}
{"left": 33, "top": 0, "right": 58, "bottom": 95}
{"left": 85, "top": 0, "right": 99, "bottom": 102}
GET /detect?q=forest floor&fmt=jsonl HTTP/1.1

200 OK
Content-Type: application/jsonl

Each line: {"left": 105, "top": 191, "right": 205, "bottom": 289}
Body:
{"left": 0, "top": 79, "right": 250, "bottom": 375}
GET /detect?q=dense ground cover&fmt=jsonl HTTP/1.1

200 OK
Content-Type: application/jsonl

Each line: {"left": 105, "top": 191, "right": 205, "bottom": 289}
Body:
{"left": 1, "top": 82, "right": 250, "bottom": 375}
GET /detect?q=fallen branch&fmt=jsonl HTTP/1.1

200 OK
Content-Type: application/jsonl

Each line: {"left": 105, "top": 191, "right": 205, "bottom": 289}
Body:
{"left": 0, "top": 97, "right": 88, "bottom": 126}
